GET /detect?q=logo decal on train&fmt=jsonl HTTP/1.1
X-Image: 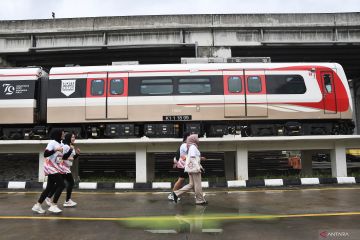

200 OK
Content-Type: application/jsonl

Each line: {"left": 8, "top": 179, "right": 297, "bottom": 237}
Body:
{"left": 2, "top": 83, "right": 15, "bottom": 95}
{"left": 61, "top": 80, "right": 76, "bottom": 97}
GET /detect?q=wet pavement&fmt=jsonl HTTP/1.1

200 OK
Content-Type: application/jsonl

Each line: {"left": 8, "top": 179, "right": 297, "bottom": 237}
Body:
{"left": 1, "top": 186, "right": 360, "bottom": 240}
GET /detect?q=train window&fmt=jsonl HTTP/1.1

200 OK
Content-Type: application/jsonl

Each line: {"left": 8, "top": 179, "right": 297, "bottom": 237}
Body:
{"left": 140, "top": 79, "right": 173, "bottom": 95}
{"left": 91, "top": 79, "right": 105, "bottom": 96}
{"left": 178, "top": 78, "right": 211, "bottom": 94}
{"left": 110, "top": 79, "right": 124, "bottom": 95}
{"left": 323, "top": 74, "right": 332, "bottom": 93}
{"left": 228, "top": 76, "right": 242, "bottom": 93}
{"left": 247, "top": 76, "right": 262, "bottom": 93}
{"left": 266, "top": 75, "right": 306, "bottom": 94}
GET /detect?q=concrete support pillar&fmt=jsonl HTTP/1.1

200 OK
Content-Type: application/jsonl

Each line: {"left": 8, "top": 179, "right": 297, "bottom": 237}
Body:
{"left": 224, "top": 152, "right": 235, "bottom": 180}
{"left": 197, "top": 46, "right": 232, "bottom": 58}
{"left": 147, "top": 153, "right": 155, "bottom": 182}
{"left": 38, "top": 152, "right": 45, "bottom": 182}
{"left": 136, "top": 144, "right": 147, "bottom": 183}
{"left": 235, "top": 144, "right": 248, "bottom": 180}
{"left": 300, "top": 150, "right": 313, "bottom": 176}
{"left": 330, "top": 143, "right": 347, "bottom": 177}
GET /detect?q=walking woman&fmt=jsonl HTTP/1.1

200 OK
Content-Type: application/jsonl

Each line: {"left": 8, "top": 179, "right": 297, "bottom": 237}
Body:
{"left": 172, "top": 134, "right": 207, "bottom": 205}
{"left": 45, "top": 132, "right": 80, "bottom": 207}
{"left": 168, "top": 132, "right": 190, "bottom": 201}
{"left": 32, "top": 129, "right": 66, "bottom": 214}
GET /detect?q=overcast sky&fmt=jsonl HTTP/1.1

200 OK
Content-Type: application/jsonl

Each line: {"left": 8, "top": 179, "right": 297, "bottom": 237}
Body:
{"left": 0, "top": 0, "right": 358, "bottom": 20}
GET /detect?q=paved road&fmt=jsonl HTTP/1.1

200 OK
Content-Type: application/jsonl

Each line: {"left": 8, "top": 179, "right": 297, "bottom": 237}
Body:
{"left": 1, "top": 186, "right": 360, "bottom": 240}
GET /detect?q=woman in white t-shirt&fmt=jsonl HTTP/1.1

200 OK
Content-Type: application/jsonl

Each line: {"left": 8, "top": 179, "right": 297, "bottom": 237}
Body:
{"left": 45, "top": 133, "right": 80, "bottom": 208}
{"left": 168, "top": 132, "right": 190, "bottom": 201}
{"left": 172, "top": 134, "right": 207, "bottom": 205}
{"left": 32, "top": 129, "right": 66, "bottom": 214}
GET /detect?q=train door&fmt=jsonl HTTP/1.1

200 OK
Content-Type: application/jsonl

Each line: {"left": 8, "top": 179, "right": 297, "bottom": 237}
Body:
{"left": 320, "top": 71, "right": 337, "bottom": 114}
{"left": 244, "top": 70, "right": 268, "bottom": 117}
{"left": 223, "top": 70, "right": 246, "bottom": 117}
{"left": 107, "top": 72, "right": 128, "bottom": 119}
{"left": 85, "top": 72, "right": 128, "bottom": 120}
{"left": 86, "top": 72, "right": 107, "bottom": 119}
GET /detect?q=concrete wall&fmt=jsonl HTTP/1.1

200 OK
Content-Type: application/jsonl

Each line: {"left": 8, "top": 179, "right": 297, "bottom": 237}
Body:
{"left": 1, "top": 13, "right": 359, "bottom": 53}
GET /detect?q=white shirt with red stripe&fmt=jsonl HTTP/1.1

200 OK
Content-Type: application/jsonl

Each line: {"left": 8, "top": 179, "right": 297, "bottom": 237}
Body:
{"left": 43, "top": 140, "right": 64, "bottom": 175}
{"left": 58, "top": 144, "right": 74, "bottom": 174}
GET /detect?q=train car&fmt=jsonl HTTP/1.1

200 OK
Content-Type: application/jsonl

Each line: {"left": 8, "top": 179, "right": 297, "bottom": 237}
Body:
{"left": 44, "top": 62, "right": 354, "bottom": 138}
{"left": 0, "top": 67, "right": 48, "bottom": 139}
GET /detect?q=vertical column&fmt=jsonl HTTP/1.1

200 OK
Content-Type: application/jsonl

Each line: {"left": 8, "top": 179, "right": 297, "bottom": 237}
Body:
{"left": 136, "top": 144, "right": 147, "bottom": 183}
{"left": 330, "top": 143, "right": 347, "bottom": 177}
{"left": 38, "top": 152, "right": 45, "bottom": 182}
{"left": 224, "top": 152, "right": 235, "bottom": 180}
{"left": 235, "top": 144, "right": 248, "bottom": 180}
{"left": 301, "top": 150, "right": 313, "bottom": 176}
{"left": 147, "top": 153, "right": 155, "bottom": 182}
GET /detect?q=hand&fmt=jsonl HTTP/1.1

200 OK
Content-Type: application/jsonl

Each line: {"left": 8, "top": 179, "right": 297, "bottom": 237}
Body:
{"left": 75, "top": 148, "right": 81, "bottom": 155}
{"left": 56, "top": 146, "right": 63, "bottom": 152}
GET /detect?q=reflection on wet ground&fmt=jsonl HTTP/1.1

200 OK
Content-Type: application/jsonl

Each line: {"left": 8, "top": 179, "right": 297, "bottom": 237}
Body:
{"left": 1, "top": 186, "right": 360, "bottom": 239}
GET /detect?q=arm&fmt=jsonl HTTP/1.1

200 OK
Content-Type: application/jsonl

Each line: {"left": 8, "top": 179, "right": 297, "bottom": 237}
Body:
{"left": 43, "top": 145, "right": 63, "bottom": 157}
{"left": 73, "top": 147, "right": 81, "bottom": 160}
{"left": 44, "top": 149, "right": 55, "bottom": 157}
{"left": 62, "top": 148, "right": 74, "bottom": 160}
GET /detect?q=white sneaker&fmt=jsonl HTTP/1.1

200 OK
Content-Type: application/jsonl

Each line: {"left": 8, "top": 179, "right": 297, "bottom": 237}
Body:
{"left": 48, "top": 205, "right": 62, "bottom": 213}
{"left": 45, "top": 197, "right": 53, "bottom": 207}
{"left": 168, "top": 193, "right": 180, "bottom": 201}
{"left": 32, "top": 203, "right": 45, "bottom": 214}
{"left": 63, "top": 199, "right": 77, "bottom": 207}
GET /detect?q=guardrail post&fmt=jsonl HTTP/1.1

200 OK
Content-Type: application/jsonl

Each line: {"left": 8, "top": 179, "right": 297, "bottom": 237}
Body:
{"left": 38, "top": 152, "right": 45, "bottom": 182}
{"left": 236, "top": 144, "right": 248, "bottom": 180}
{"left": 136, "top": 144, "right": 147, "bottom": 183}
{"left": 224, "top": 151, "right": 235, "bottom": 180}
{"left": 330, "top": 143, "right": 347, "bottom": 177}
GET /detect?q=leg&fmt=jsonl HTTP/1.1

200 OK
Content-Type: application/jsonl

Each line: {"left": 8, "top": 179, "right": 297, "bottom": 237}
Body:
{"left": 65, "top": 173, "right": 75, "bottom": 202}
{"left": 52, "top": 174, "right": 65, "bottom": 204}
{"left": 173, "top": 178, "right": 185, "bottom": 191}
{"left": 47, "top": 183, "right": 57, "bottom": 199}
{"left": 173, "top": 168, "right": 187, "bottom": 191}
{"left": 48, "top": 174, "right": 65, "bottom": 198}
{"left": 192, "top": 173, "right": 206, "bottom": 204}
{"left": 38, "top": 174, "right": 57, "bottom": 204}
{"left": 174, "top": 173, "right": 194, "bottom": 197}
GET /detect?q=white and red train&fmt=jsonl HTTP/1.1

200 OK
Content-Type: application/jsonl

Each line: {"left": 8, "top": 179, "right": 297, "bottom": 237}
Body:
{"left": 0, "top": 62, "right": 354, "bottom": 139}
